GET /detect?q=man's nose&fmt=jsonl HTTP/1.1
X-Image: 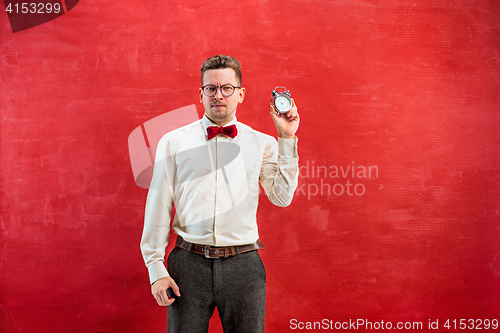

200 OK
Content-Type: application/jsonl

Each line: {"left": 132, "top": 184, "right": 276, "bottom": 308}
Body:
{"left": 213, "top": 87, "right": 224, "bottom": 99}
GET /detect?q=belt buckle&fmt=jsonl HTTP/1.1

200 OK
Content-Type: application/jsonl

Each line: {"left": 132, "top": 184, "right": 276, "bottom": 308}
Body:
{"left": 204, "top": 245, "right": 218, "bottom": 259}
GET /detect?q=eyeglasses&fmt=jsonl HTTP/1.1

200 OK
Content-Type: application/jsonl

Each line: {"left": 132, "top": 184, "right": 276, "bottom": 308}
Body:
{"left": 201, "top": 84, "right": 241, "bottom": 97}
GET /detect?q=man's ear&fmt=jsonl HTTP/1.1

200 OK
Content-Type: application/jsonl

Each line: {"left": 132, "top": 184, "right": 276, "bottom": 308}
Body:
{"left": 199, "top": 88, "right": 204, "bottom": 103}
{"left": 238, "top": 87, "right": 246, "bottom": 104}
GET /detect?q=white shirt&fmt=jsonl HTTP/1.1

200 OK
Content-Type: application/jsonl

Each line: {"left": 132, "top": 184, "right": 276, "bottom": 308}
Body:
{"left": 140, "top": 114, "right": 299, "bottom": 284}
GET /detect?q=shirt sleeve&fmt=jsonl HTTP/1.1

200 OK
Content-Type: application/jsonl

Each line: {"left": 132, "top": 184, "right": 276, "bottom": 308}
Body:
{"left": 140, "top": 134, "right": 176, "bottom": 284}
{"left": 259, "top": 136, "right": 299, "bottom": 207}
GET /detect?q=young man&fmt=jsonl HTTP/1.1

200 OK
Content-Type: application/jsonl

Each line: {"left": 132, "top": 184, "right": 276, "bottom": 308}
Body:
{"left": 141, "top": 55, "right": 300, "bottom": 332}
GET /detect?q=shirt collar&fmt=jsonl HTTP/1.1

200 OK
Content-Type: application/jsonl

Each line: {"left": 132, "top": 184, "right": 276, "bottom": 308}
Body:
{"left": 201, "top": 114, "right": 238, "bottom": 133}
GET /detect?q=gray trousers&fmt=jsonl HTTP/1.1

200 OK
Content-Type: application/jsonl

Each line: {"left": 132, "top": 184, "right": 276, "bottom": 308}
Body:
{"left": 166, "top": 246, "right": 266, "bottom": 333}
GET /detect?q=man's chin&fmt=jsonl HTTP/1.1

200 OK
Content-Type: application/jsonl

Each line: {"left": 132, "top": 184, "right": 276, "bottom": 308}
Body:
{"left": 210, "top": 108, "right": 228, "bottom": 118}
{"left": 207, "top": 109, "right": 235, "bottom": 125}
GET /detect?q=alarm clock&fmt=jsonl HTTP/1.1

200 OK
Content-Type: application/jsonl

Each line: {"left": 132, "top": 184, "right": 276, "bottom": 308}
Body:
{"left": 271, "top": 86, "right": 293, "bottom": 114}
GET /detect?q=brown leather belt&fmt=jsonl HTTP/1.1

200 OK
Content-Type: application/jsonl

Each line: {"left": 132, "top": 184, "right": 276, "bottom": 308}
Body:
{"left": 175, "top": 236, "right": 264, "bottom": 258}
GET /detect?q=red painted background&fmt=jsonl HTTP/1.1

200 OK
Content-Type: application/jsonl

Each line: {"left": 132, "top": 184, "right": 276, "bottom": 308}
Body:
{"left": 1, "top": 0, "right": 499, "bottom": 332}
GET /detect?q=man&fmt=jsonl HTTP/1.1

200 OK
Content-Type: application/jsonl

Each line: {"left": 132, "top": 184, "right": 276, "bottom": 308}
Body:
{"left": 140, "top": 55, "right": 300, "bottom": 333}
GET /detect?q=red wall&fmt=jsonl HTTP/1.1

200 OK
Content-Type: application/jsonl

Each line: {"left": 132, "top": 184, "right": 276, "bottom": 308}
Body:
{"left": 1, "top": 0, "right": 499, "bottom": 332}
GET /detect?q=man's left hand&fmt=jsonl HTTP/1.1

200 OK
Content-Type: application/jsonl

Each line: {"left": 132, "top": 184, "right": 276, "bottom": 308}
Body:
{"left": 270, "top": 98, "right": 300, "bottom": 139}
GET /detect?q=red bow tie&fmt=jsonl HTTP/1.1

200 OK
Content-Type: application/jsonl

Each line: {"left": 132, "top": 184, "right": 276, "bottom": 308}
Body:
{"left": 206, "top": 124, "right": 238, "bottom": 140}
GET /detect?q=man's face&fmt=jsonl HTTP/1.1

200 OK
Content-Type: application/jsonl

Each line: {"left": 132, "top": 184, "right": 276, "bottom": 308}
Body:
{"left": 199, "top": 68, "right": 245, "bottom": 126}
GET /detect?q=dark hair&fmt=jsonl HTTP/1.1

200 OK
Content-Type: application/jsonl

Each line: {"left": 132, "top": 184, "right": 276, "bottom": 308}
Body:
{"left": 200, "top": 55, "right": 242, "bottom": 86}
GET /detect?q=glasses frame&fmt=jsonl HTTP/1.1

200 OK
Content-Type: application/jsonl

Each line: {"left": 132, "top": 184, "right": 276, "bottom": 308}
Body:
{"left": 201, "top": 84, "right": 241, "bottom": 97}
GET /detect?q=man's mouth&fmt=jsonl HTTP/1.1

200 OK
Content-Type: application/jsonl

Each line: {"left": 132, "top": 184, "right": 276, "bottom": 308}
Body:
{"left": 212, "top": 104, "right": 226, "bottom": 108}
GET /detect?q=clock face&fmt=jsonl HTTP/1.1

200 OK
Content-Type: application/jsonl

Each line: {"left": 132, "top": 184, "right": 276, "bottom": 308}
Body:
{"left": 275, "top": 94, "right": 292, "bottom": 113}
